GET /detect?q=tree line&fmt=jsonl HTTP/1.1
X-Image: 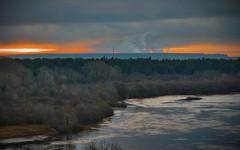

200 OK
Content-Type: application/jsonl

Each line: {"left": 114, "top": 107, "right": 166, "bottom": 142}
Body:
{"left": 21, "top": 57, "right": 240, "bottom": 75}
{"left": 0, "top": 57, "right": 240, "bottom": 132}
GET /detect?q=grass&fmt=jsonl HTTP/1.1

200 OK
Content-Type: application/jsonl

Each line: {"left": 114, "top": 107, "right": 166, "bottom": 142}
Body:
{"left": 0, "top": 125, "right": 57, "bottom": 139}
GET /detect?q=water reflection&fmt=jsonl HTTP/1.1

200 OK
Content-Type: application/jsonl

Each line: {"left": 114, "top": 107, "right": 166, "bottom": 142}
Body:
{"left": 2, "top": 94, "right": 240, "bottom": 150}
{"left": 105, "top": 95, "right": 240, "bottom": 136}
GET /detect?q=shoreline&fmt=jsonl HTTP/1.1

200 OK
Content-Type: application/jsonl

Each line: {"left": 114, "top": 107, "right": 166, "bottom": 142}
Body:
{"left": 0, "top": 124, "right": 93, "bottom": 145}
{"left": 0, "top": 93, "right": 239, "bottom": 145}
{"left": 0, "top": 125, "right": 57, "bottom": 139}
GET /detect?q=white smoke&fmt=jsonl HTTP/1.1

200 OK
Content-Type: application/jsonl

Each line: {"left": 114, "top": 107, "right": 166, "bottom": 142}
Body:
{"left": 114, "top": 32, "right": 164, "bottom": 53}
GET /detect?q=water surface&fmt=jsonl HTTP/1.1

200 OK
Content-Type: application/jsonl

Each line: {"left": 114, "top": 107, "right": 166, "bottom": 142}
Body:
{"left": 2, "top": 94, "right": 240, "bottom": 150}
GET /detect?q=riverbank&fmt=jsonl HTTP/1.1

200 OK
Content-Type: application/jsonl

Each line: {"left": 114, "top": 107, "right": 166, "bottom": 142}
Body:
{"left": 0, "top": 125, "right": 57, "bottom": 140}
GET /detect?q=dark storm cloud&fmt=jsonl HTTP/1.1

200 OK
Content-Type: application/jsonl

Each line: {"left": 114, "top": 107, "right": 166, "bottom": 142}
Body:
{"left": 0, "top": 17, "right": 239, "bottom": 50}
{"left": 0, "top": 0, "right": 239, "bottom": 53}
{"left": 0, "top": 0, "right": 239, "bottom": 25}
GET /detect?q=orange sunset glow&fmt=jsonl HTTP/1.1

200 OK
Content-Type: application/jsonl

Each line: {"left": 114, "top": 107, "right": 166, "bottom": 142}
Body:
{"left": 1, "top": 42, "right": 240, "bottom": 57}
{"left": 0, "top": 41, "right": 106, "bottom": 55}
{"left": 163, "top": 44, "right": 240, "bottom": 57}
{"left": 0, "top": 42, "right": 57, "bottom": 55}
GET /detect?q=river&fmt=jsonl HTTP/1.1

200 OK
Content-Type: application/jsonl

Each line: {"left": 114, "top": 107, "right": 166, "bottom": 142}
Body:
{"left": 2, "top": 94, "right": 240, "bottom": 150}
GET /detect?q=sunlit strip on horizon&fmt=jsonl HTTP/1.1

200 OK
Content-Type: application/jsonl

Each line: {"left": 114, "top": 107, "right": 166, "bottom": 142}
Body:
{"left": 0, "top": 49, "right": 55, "bottom": 53}
{"left": 162, "top": 44, "right": 240, "bottom": 57}
{"left": 0, "top": 48, "right": 112, "bottom": 55}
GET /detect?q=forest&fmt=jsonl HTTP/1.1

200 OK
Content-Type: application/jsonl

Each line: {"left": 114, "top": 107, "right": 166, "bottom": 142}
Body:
{"left": 0, "top": 57, "right": 240, "bottom": 132}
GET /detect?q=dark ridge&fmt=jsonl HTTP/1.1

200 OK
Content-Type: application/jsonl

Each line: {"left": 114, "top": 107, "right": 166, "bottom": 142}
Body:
{"left": 5, "top": 53, "right": 232, "bottom": 60}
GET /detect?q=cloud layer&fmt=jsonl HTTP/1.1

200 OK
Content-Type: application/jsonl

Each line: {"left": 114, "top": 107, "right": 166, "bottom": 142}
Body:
{"left": 0, "top": 0, "right": 239, "bottom": 55}
{"left": 0, "top": 0, "right": 239, "bottom": 25}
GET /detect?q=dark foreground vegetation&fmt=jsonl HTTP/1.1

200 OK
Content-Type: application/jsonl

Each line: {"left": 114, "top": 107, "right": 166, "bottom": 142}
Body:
{"left": 85, "top": 140, "right": 122, "bottom": 150}
{"left": 0, "top": 57, "right": 240, "bottom": 135}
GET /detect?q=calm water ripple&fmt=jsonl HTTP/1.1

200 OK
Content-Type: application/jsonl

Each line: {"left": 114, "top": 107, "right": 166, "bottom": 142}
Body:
{"left": 2, "top": 94, "right": 240, "bottom": 150}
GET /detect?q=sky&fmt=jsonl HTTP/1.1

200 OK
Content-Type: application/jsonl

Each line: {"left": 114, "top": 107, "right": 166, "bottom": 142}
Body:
{"left": 0, "top": 0, "right": 240, "bottom": 56}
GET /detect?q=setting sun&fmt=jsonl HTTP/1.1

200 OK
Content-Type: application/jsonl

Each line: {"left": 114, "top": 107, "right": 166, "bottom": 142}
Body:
{"left": 0, "top": 49, "right": 54, "bottom": 53}
{"left": 0, "top": 42, "right": 57, "bottom": 55}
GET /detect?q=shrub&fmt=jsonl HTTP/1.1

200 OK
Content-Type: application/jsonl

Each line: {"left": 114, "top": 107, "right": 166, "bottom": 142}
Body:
{"left": 85, "top": 141, "right": 122, "bottom": 150}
